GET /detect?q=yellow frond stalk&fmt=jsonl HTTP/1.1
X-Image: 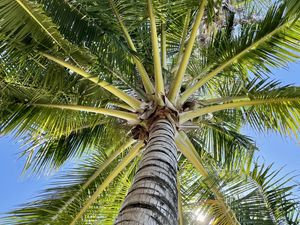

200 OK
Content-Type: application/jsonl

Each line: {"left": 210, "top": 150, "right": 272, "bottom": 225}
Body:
{"left": 109, "top": 0, "right": 154, "bottom": 95}
{"left": 179, "top": 97, "right": 299, "bottom": 123}
{"left": 42, "top": 53, "right": 142, "bottom": 110}
{"left": 168, "top": 0, "right": 207, "bottom": 103}
{"left": 51, "top": 138, "right": 136, "bottom": 222}
{"left": 34, "top": 103, "right": 140, "bottom": 123}
{"left": 148, "top": 0, "right": 165, "bottom": 105}
{"left": 70, "top": 141, "right": 144, "bottom": 225}
{"left": 175, "top": 133, "right": 240, "bottom": 225}
{"left": 180, "top": 21, "right": 294, "bottom": 104}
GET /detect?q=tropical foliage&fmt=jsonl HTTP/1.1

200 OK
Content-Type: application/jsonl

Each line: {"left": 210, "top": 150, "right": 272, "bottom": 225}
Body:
{"left": 0, "top": 0, "right": 300, "bottom": 224}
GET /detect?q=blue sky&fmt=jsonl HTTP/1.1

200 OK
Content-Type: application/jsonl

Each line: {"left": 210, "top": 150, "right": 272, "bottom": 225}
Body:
{"left": 0, "top": 63, "right": 300, "bottom": 214}
{"left": 0, "top": 137, "right": 49, "bottom": 213}
{"left": 246, "top": 62, "right": 300, "bottom": 174}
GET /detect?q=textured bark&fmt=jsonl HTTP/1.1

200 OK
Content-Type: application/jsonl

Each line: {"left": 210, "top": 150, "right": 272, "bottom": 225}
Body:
{"left": 115, "top": 118, "right": 178, "bottom": 225}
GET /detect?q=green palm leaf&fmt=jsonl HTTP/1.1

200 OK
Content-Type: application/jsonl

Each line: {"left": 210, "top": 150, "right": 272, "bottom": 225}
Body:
{"left": 180, "top": 79, "right": 300, "bottom": 139}
{"left": 1, "top": 142, "right": 143, "bottom": 224}
{"left": 181, "top": 1, "right": 300, "bottom": 103}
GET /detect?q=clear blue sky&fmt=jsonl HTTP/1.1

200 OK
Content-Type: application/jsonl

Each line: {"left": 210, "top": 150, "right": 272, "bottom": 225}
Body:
{"left": 0, "top": 63, "right": 300, "bottom": 214}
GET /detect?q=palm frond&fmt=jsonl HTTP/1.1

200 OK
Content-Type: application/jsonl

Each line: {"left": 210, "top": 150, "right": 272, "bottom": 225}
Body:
{"left": 0, "top": 76, "right": 132, "bottom": 174}
{"left": 1, "top": 142, "right": 143, "bottom": 225}
{"left": 190, "top": 120, "right": 256, "bottom": 171}
{"left": 0, "top": 0, "right": 150, "bottom": 99}
{"left": 180, "top": 1, "right": 300, "bottom": 103}
{"left": 0, "top": 0, "right": 95, "bottom": 65}
{"left": 181, "top": 79, "right": 300, "bottom": 138}
{"left": 20, "top": 120, "right": 126, "bottom": 175}
{"left": 176, "top": 134, "right": 242, "bottom": 225}
{"left": 179, "top": 152, "right": 299, "bottom": 225}
{"left": 248, "top": 163, "right": 299, "bottom": 223}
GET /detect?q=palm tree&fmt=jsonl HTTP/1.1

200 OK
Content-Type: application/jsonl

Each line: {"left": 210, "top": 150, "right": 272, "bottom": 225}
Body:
{"left": 1, "top": 0, "right": 300, "bottom": 224}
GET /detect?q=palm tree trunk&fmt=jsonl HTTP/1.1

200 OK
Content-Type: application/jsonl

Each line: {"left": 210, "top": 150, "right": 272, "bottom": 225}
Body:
{"left": 115, "top": 118, "right": 178, "bottom": 225}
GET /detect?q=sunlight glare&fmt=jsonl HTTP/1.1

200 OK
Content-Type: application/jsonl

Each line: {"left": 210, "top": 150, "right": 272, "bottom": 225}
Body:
{"left": 194, "top": 208, "right": 207, "bottom": 222}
